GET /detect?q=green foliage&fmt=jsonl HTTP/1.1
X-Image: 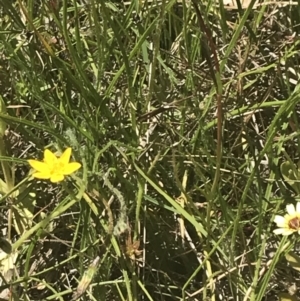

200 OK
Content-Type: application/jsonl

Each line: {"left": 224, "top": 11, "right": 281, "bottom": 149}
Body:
{"left": 281, "top": 161, "right": 300, "bottom": 194}
{"left": 1, "top": 0, "right": 300, "bottom": 300}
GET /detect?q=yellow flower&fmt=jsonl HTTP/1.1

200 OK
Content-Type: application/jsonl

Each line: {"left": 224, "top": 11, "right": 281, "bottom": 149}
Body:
{"left": 273, "top": 202, "right": 300, "bottom": 236}
{"left": 28, "top": 148, "right": 81, "bottom": 183}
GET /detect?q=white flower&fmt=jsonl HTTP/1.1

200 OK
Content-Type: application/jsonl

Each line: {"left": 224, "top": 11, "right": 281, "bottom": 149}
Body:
{"left": 273, "top": 202, "right": 300, "bottom": 236}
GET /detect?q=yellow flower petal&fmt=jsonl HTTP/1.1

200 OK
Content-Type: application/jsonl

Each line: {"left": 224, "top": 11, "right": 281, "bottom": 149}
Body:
{"left": 44, "top": 149, "right": 57, "bottom": 166}
{"left": 274, "top": 215, "right": 287, "bottom": 227}
{"left": 282, "top": 230, "right": 295, "bottom": 236}
{"left": 59, "top": 148, "right": 72, "bottom": 165}
{"left": 28, "top": 160, "right": 50, "bottom": 173}
{"left": 273, "top": 228, "right": 294, "bottom": 235}
{"left": 286, "top": 204, "right": 296, "bottom": 216}
{"left": 273, "top": 202, "right": 300, "bottom": 236}
{"left": 273, "top": 228, "right": 285, "bottom": 235}
{"left": 32, "top": 172, "right": 51, "bottom": 179}
{"left": 63, "top": 162, "right": 81, "bottom": 175}
{"left": 50, "top": 174, "right": 65, "bottom": 183}
{"left": 28, "top": 148, "right": 80, "bottom": 183}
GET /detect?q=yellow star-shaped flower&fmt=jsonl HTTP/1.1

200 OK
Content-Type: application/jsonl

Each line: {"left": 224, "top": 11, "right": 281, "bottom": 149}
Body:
{"left": 273, "top": 202, "right": 300, "bottom": 236}
{"left": 28, "top": 148, "right": 81, "bottom": 183}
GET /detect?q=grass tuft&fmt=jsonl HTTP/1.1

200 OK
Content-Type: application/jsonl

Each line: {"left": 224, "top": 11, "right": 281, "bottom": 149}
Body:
{"left": 1, "top": 0, "right": 300, "bottom": 300}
